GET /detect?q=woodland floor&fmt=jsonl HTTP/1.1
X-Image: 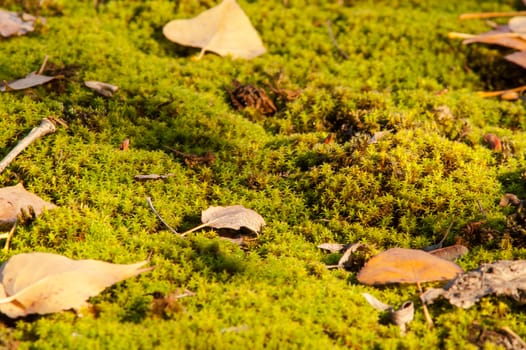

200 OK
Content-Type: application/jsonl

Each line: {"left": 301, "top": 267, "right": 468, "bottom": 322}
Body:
{"left": 1, "top": 0, "right": 526, "bottom": 349}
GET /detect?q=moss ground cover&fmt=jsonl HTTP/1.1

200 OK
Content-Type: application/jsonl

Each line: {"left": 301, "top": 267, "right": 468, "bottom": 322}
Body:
{"left": 1, "top": 0, "right": 526, "bottom": 348}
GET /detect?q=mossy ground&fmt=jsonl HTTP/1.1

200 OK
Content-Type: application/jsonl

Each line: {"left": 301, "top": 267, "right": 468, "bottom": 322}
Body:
{"left": 1, "top": 0, "right": 526, "bottom": 348}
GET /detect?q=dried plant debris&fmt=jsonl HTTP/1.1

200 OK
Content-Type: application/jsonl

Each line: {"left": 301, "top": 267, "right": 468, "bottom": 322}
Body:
{"left": 165, "top": 147, "right": 215, "bottom": 167}
{"left": 181, "top": 205, "right": 265, "bottom": 236}
{"left": 322, "top": 243, "right": 372, "bottom": 270}
{"left": 0, "top": 183, "right": 56, "bottom": 228}
{"left": 149, "top": 289, "right": 195, "bottom": 319}
{"left": 317, "top": 243, "right": 349, "bottom": 254}
{"left": 0, "top": 9, "right": 44, "bottom": 37}
{"left": 468, "top": 323, "right": 526, "bottom": 350}
{"left": 0, "top": 252, "right": 153, "bottom": 318}
{"left": 163, "top": 0, "right": 265, "bottom": 59}
{"left": 421, "top": 260, "right": 526, "bottom": 309}
{"left": 500, "top": 194, "right": 526, "bottom": 245}
{"left": 362, "top": 293, "right": 414, "bottom": 334}
{"left": 135, "top": 173, "right": 176, "bottom": 181}
{"left": 229, "top": 80, "right": 277, "bottom": 115}
{"left": 84, "top": 81, "right": 118, "bottom": 97}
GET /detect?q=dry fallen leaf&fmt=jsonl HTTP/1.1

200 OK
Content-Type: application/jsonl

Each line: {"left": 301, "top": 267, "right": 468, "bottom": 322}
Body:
{"left": 421, "top": 260, "right": 526, "bottom": 309}
{"left": 0, "top": 252, "right": 153, "bottom": 318}
{"left": 181, "top": 205, "right": 265, "bottom": 236}
{"left": 163, "top": 0, "right": 266, "bottom": 59}
{"left": 0, "top": 183, "right": 56, "bottom": 227}
{"left": 357, "top": 248, "right": 464, "bottom": 285}
{"left": 0, "top": 71, "right": 58, "bottom": 92}
{"left": 0, "top": 9, "right": 42, "bottom": 38}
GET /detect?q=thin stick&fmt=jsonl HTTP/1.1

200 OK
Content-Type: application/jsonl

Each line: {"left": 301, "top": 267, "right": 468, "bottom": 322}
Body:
{"left": 478, "top": 84, "right": 526, "bottom": 98}
{"left": 0, "top": 118, "right": 57, "bottom": 174}
{"left": 146, "top": 197, "right": 179, "bottom": 235}
{"left": 37, "top": 55, "right": 49, "bottom": 75}
{"left": 180, "top": 222, "right": 209, "bottom": 237}
{"left": 500, "top": 326, "right": 526, "bottom": 348}
{"left": 477, "top": 200, "right": 487, "bottom": 219}
{"left": 417, "top": 282, "right": 434, "bottom": 328}
{"left": 448, "top": 32, "right": 521, "bottom": 40}
{"left": 326, "top": 20, "right": 349, "bottom": 60}
{"left": 459, "top": 11, "right": 526, "bottom": 20}
{"left": 3, "top": 222, "right": 16, "bottom": 253}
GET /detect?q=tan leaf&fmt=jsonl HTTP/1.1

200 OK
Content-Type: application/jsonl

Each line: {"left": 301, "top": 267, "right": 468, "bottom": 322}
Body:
{"left": 163, "top": 0, "right": 266, "bottom": 59}
{"left": 0, "top": 183, "right": 56, "bottom": 227}
{"left": 181, "top": 205, "right": 265, "bottom": 236}
{"left": 509, "top": 16, "right": 526, "bottom": 39}
{"left": 357, "top": 247, "right": 463, "bottom": 285}
{"left": 0, "top": 72, "right": 58, "bottom": 92}
{"left": 0, "top": 252, "right": 153, "bottom": 318}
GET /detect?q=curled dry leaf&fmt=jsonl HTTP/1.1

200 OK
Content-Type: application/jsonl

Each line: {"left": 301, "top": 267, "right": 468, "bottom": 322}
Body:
{"left": 462, "top": 26, "right": 526, "bottom": 51}
{"left": 0, "top": 183, "right": 56, "bottom": 227}
{"left": 163, "top": 0, "right": 266, "bottom": 59}
{"left": 362, "top": 293, "right": 414, "bottom": 334}
{"left": 0, "top": 252, "right": 153, "bottom": 318}
{"left": 483, "top": 133, "right": 502, "bottom": 152}
{"left": 0, "top": 9, "right": 42, "bottom": 37}
{"left": 182, "top": 205, "right": 265, "bottom": 236}
{"left": 84, "top": 80, "right": 119, "bottom": 97}
{"left": 421, "top": 260, "right": 526, "bottom": 309}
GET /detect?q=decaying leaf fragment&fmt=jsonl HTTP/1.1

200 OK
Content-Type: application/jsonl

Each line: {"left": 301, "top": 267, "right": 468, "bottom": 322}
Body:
{"left": 84, "top": 80, "right": 118, "bottom": 97}
{"left": 362, "top": 293, "right": 414, "bottom": 334}
{"left": 181, "top": 205, "right": 265, "bottom": 236}
{"left": 0, "top": 183, "right": 56, "bottom": 227}
{"left": 0, "top": 252, "right": 153, "bottom": 318}
{"left": 229, "top": 80, "right": 277, "bottom": 115}
{"left": 421, "top": 260, "right": 526, "bottom": 309}
{"left": 0, "top": 9, "right": 42, "bottom": 37}
{"left": 163, "top": 0, "right": 266, "bottom": 59}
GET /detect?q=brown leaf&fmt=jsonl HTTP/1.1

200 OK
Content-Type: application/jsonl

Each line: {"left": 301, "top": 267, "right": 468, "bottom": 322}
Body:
{"left": 162, "top": 0, "right": 266, "bottom": 59}
{"left": 0, "top": 252, "right": 153, "bottom": 318}
{"left": 181, "top": 205, "right": 265, "bottom": 236}
{"left": 357, "top": 248, "right": 463, "bottom": 285}
{"left": 483, "top": 133, "right": 502, "bottom": 152}
{"left": 429, "top": 245, "right": 469, "bottom": 261}
{"left": 362, "top": 293, "right": 414, "bottom": 334}
{"left": 0, "top": 72, "right": 58, "bottom": 92}
{"left": 0, "top": 9, "right": 41, "bottom": 38}
{"left": 0, "top": 183, "right": 56, "bottom": 227}
{"left": 421, "top": 260, "right": 526, "bottom": 309}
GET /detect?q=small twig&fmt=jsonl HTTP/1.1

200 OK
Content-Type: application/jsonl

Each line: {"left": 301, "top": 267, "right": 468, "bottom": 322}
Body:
{"left": 37, "top": 55, "right": 49, "bottom": 75}
{"left": 135, "top": 174, "right": 176, "bottom": 181}
{"left": 500, "top": 326, "right": 526, "bottom": 348}
{"left": 180, "top": 222, "right": 210, "bottom": 237}
{"left": 417, "top": 282, "right": 434, "bottom": 329}
{"left": 3, "top": 222, "right": 17, "bottom": 253}
{"left": 326, "top": 20, "right": 349, "bottom": 60}
{"left": 146, "top": 197, "right": 179, "bottom": 235}
{"left": 0, "top": 118, "right": 58, "bottom": 174}
{"left": 478, "top": 84, "right": 526, "bottom": 98}
{"left": 459, "top": 11, "right": 526, "bottom": 20}
{"left": 448, "top": 32, "right": 521, "bottom": 40}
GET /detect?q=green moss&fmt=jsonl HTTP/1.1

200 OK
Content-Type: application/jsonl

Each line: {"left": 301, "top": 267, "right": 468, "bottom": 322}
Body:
{"left": 0, "top": 0, "right": 526, "bottom": 348}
